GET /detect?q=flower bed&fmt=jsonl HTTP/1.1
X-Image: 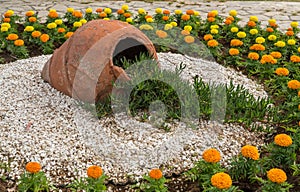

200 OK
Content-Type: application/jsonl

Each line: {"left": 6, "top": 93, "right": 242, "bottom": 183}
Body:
{"left": 0, "top": 4, "right": 300, "bottom": 192}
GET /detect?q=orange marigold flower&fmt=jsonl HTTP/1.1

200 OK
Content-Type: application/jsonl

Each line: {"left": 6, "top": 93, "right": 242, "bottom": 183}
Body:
{"left": 266, "top": 27, "right": 274, "bottom": 32}
{"left": 211, "top": 172, "right": 232, "bottom": 189}
{"left": 274, "top": 134, "right": 293, "bottom": 147}
{"left": 117, "top": 9, "right": 125, "bottom": 15}
{"left": 207, "top": 12, "right": 216, "bottom": 18}
{"left": 57, "top": 28, "right": 66, "bottom": 33}
{"left": 207, "top": 39, "right": 218, "bottom": 47}
{"left": 96, "top": 8, "right": 103, "bottom": 13}
{"left": 270, "top": 22, "right": 278, "bottom": 28}
{"left": 275, "top": 68, "right": 289, "bottom": 76}
{"left": 290, "top": 55, "right": 300, "bottom": 63}
{"left": 64, "top": 32, "right": 74, "bottom": 38}
{"left": 248, "top": 52, "right": 260, "bottom": 60}
{"left": 14, "top": 39, "right": 24, "bottom": 46}
{"left": 163, "top": 10, "right": 170, "bottom": 15}
{"left": 181, "top": 30, "right": 190, "bottom": 36}
{"left": 99, "top": 12, "right": 107, "bottom": 18}
{"left": 31, "top": 30, "right": 41, "bottom": 38}
{"left": 162, "top": 15, "right": 169, "bottom": 21}
{"left": 250, "top": 44, "right": 265, "bottom": 51}
{"left": 87, "top": 165, "right": 103, "bottom": 179}
{"left": 241, "top": 145, "right": 259, "bottom": 160}
{"left": 156, "top": 30, "right": 168, "bottom": 38}
{"left": 230, "top": 39, "right": 243, "bottom": 46}
{"left": 149, "top": 168, "right": 163, "bottom": 180}
{"left": 247, "top": 20, "right": 256, "bottom": 27}
{"left": 40, "top": 34, "right": 50, "bottom": 43}
{"left": 288, "top": 80, "right": 300, "bottom": 89}
{"left": 207, "top": 17, "right": 215, "bottom": 22}
{"left": 204, "top": 34, "right": 213, "bottom": 41}
{"left": 227, "top": 16, "right": 234, "bottom": 21}
{"left": 186, "top": 9, "right": 194, "bottom": 15}
{"left": 260, "top": 55, "right": 276, "bottom": 64}
{"left": 29, "top": 17, "right": 37, "bottom": 22}
{"left": 270, "top": 51, "right": 282, "bottom": 59}
{"left": 267, "top": 168, "right": 287, "bottom": 184}
{"left": 123, "top": 12, "right": 131, "bottom": 18}
{"left": 286, "top": 30, "right": 294, "bottom": 36}
{"left": 48, "top": 11, "right": 58, "bottom": 18}
{"left": 229, "top": 48, "right": 239, "bottom": 56}
{"left": 298, "top": 91, "right": 300, "bottom": 97}
{"left": 184, "top": 35, "right": 195, "bottom": 44}
{"left": 25, "top": 162, "right": 41, "bottom": 174}
{"left": 3, "top": 18, "right": 10, "bottom": 23}
{"left": 145, "top": 15, "right": 152, "bottom": 19}
{"left": 6, "top": 33, "right": 18, "bottom": 41}
{"left": 26, "top": 11, "right": 35, "bottom": 17}
{"left": 224, "top": 19, "right": 232, "bottom": 25}
{"left": 202, "top": 148, "right": 221, "bottom": 163}
{"left": 73, "top": 10, "right": 83, "bottom": 18}
{"left": 181, "top": 14, "right": 190, "bottom": 21}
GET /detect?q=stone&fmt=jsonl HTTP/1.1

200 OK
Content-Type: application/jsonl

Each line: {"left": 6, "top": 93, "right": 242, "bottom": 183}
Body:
{"left": 41, "top": 19, "right": 157, "bottom": 103}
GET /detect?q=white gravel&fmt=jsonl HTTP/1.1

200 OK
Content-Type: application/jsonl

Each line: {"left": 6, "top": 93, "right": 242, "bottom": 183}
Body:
{"left": 0, "top": 53, "right": 267, "bottom": 187}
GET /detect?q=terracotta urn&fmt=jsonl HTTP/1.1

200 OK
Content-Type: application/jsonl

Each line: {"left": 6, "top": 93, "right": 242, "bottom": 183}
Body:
{"left": 41, "top": 19, "right": 157, "bottom": 102}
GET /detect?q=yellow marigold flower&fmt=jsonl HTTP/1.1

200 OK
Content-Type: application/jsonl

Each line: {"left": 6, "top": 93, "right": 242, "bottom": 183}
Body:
{"left": 204, "top": 34, "right": 213, "bottom": 41}
{"left": 156, "top": 30, "right": 167, "bottom": 38}
{"left": 207, "top": 39, "right": 219, "bottom": 47}
{"left": 288, "top": 80, "right": 300, "bottom": 89}
{"left": 139, "top": 24, "right": 153, "bottom": 30}
{"left": 25, "top": 162, "right": 41, "bottom": 174}
{"left": 241, "top": 145, "right": 259, "bottom": 160}
{"left": 269, "top": 19, "right": 276, "bottom": 25}
{"left": 24, "top": 26, "right": 34, "bottom": 32}
{"left": 6, "top": 33, "right": 18, "bottom": 41}
{"left": 164, "top": 24, "right": 173, "bottom": 30}
{"left": 55, "top": 19, "right": 63, "bottom": 25}
{"left": 170, "top": 22, "right": 177, "bottom": 27}
{"left": 255, "top": 37, "right": 265, "bottom": 44}
{"left": 211, "top": 29, "right": 218, "bottom": 34}
{"left": 14, "top": 39, "right": 24, "bottom": 46}
{"left": 270, "top": 51, "right": 282, "bottom": 59}
{"left": 211, "top": 172, "right": 232, "bottom": 189}
{"left": 73, "top": 21, "right": 82, "bottom": 28}
{"left": 1, "top": 27, "right": 8, "bottom": 32}
{"left": 49, "top": 9, "right": 56, "bottom": 13}
{"left": 85, "top": 8, "right": 93, "bottom": 14}
{"left": 184, "top": 35, "right": 195, "bottom": 44}
{"left": 4, "top": 10, "right": 14, "bottom": 17}
{"left": 149, "top": 168, "right": 163, "bottom": 180}
{"left": 290, "top": 55, "right": 300, "bottom": 63}
{"left": 25, "top": 10, "right": 35, "bottom": 17}
{"left": 202, "top": 148, "right": 221, "bottom": 163}
{"left": 274, "top": 134, "right": 293, "bottom": 147}
{"left": 275, "top": 68, "right": 289, "bottom": 76}
{"left": 104, "top": 8, "right": 112, "bottom": 14}
{"left": 249, "top": 16, "right": 258, "bottom": 22}
{"left": 80, "top": 19, "right": 87, "bottom": 24}
{"left": 137, "top": 8, "right": 145, "bottom": 15}
{"left": 288, "top": 39, "right": 296, "bottom": 45}
{"left": 126, "top": 18, "right": 132, "bottom": 23}
{"left": 229, "top": 10, "right": 237, "bottom": 16}
{"left": 274, "top": 41, "right": 286, "bottom": 47}
{"left": 211, "top": 10, "right": 218, "bottom": 15}
{"left": 291, "top": 21, "right": 298, "bottom": 28}
{"left": 229, "top": 48, "right": 239, "bottom": 56}
{"left": 298, "top": 47, "right": 300, "bottom": 53}
{"left": 64, "top": 31, "right": 73, "bottom": 38}
{"left": 40, "top": 34, "right": 50, "bottom": 43}
{"left": 210, "top": 25, "right": 219, "bottom": 29}
{"left": 146, "top": 18, "right": 153, "bottom": 23}
{"left": 230, "top": 39, "right": 243, "bottom": 46}
{"left": 87, "top": 165, "right": 103, "bottom": 179}
{"left": 155, "top": 8, "right": 163, "bottom": 14}
{"left": 121, "top": 4, "right": 129, "bottom": 11}
{"left": 67, "top": 8, "right": 74, "bottom": 13}
{"left": 174, "top": 9, "right": 182, "bottom": 15}
{"left": 249, "top": 29, "right": 258, "bottom": 35}
{"left": 103, "top": 18, "right": 110, "bottom": 20}
{"left": 248, "top": 52, "right": 260, "bottom": 60}
{"left": 250, "top": 44, "right": 265, "bottom": 51}
{"left": 47, "top": 22, "right": 57, "bottom": 29}
{"left": 231, "top": 27, "right": 239, "bottom": 33}
{"left": 194, "top": 11, "right": 200, "bottom": 16}
{"left": 1, "top": 23, "right": 11, "bottom": 29}
{"left": 237, "top": 31, "right": 246, "bottom": 38}
{"left": 31, "top": 30, "right": 41, "bottom": 38}
{"left": 268, "top": 34, "right": 277, "bottom": 41}
{"left": 184, "top": 25, "right": 192, "bottom": 32}
{"left": 267, "top": 168, "right": 287, "bottom": 184}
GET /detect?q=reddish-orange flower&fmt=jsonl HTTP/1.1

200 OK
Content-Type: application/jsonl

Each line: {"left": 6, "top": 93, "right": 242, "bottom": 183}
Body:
{"left": 117, "top": 9, "right": 125, "bottom": 15}
{"left": 156, "top": 30, "right": 168, "bottom": 38}
{"left": 163, "top": 10, "right": 170, "bottom": 15}
{"left": 230, "top": 39, "right": 243, "bottom": 46}
{"left": 186, "top": 9, "right": 194, "bottom": 15}
{"left": 184, "top": 35, "right": 195, "bottom": 44}
{"left": 64, "top": 32, "right": 74, "bottom": 38}
{"left": 48, "top": 11, "right": 58, "bottom": 18}
{"left": 28, "top": 17, "right": 37, "bottom": 22}
{"left": 96, "top": 8, "right": 103, "bottom": 13}
{"left": 224, "top": 19, "right": 232, "bottom": 25}
{"left": 6, "top": 34, "right": 19, "bottom": 41}
{"left": 31, "top": 31, "right": 41, "bottom": 38}
{"left": 87, "top": 165, "right": 103, "bottom": 179}
{"left": 266, "top": 27, "right": 274, "bottom": 32}
{"left": 248, "top": 52, "right": 260, "bottom": 60}
{"left": 3, "top": 18, "right": 10, "bottom": 23}
{"left": 73, "top": 10, "right": 83, "bottom": 18}
{"left": 286, "top": 30, "right": 294, "bottom": 36}
{"left": 57, "top": 28, "right": 66, "bottom": 33}
{"left": 14, "top": 39, "right": 24, "bottom": 46}
{"left": 99, "top": 12, "right": 107, "bottom": 18}
{"left": 149, "top": 169, "right": 163, "bottom": 180}
{"left": 207, "top": 39, "right": 218, "bottom": 47}
{"left": 226, "top": 16, "right": 234, "bottom": 21}
{"left": 123, "top": 12, "right": 131, "bottom": 18}
{"left": 207, "top": 17, "right": 215, "bottom": 22}
{"left": 250, "top": 44, "right": 265, "bottom": 51}
{"left": 247, "top": 21, "right": 256, "bottom": 27}
{"left": 40, "top": 34, "right": 50, "bottom": 43}
{"left": 229, "top": 48, "right": 239, "bottom": 56}
{"left": 162, "top": 15, "right": 169, "bottom": 21}
{"left": 290, "top": 55, "right": 300, "bottom": 63}
{"left": 204, "top": 34, "right": 213, "bottom": 41}
{"left": 25, "top": 162, "right": 41, "bottom": 174}
{"left": 207, "top": 12, "right": 216, "bottom": 18}
{"left": 275, "top": 68, "right": 289, "bottom": 76}
{"left": 270, "top": 51, "right": 282, "bottom": 59}
{"left": 181, "top": 14, "right": 190, "bottom": 21}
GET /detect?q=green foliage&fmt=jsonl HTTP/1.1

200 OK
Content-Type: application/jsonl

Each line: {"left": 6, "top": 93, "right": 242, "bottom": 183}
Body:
{"left": 18, "top": 171, "right": 54, "bottom": 192}
{"left": 203, "top": 185, "right": 242, "bottom": 192}
{"left": 0, "top": 161, "right": 10, "bottom": 181}
{"left": 255, "top": 177, "right": 293, "bottom": 192}
{"left": 132, "top": 175, "right": 168, "bottom": 192}
{"left": 68, "top": 175, "right": 107, "bottom": 192}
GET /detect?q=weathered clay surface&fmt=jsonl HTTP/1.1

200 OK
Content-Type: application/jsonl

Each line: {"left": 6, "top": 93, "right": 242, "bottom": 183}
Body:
{"left": 42, "top": 19, "right": 157, "bottom": 102}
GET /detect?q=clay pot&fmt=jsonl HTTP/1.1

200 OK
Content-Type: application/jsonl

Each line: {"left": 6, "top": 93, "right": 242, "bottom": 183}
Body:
{"left": 41, "top": 19, "right": 158, "bottom": 103}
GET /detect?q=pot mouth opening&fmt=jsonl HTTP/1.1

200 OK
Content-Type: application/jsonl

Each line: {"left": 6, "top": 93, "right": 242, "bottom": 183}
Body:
{"left": 112, "top": 37, "right": 153, "bottom": 70}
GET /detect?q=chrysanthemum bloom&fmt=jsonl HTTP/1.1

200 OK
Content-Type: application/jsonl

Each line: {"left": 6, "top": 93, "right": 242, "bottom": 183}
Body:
{"left": 4, "top": 10, "right": 14, "bottom": 17}
{"left": 162, "top": 15, "right": 169, "bottom": 21}
{"left": 207, "top": 39, "right": 218, "bottom": 47}
{"left": 139, "top": 24, "right": 153, "bottom": 31}
{"left": 99, "top": 12, "right": 107, "bottom": 18}
{"left": 249, "top": 16, "right": 258, "bottom": 22}
{"left": 3, "top": 18, "right": 10, "bottom": 23}
{"left": 266, "top": 27, "right": 274, "bottom": 33}
{"left": 40, "top": 34, "right": 50, "bottom": 43}
{"left": 64, "top": 32, "right": 73, "bottom": 38}
{"left": 274, "top": 134, "right": 293, "bottom": 147}
{"left": 174, "top": 9, "right": 182, "bottom": 15}
{"left": 260, "top": 55, "right": 276, "bottom": 64}
{"left": 186, "top": 9, "right": 194, "bottom": 15}
{"left": 202, "top": 148, "right": 221, "bottom": 163}
{"left": 248, "top": 52, "right": 260, "bottom": 60}
{"left": 104, "top": 8, "right": 112, "bottom": 14}
{"left": 267, "top": 168, "right": 287, "bottom": 184}
{"left": 249, "top": 29, "right": 258, "bottom": 35}
{"left": 48, "top": 11, "right": 58, "bottom": 18}
{"left": 31, "top": 31, "right": 41, "bottom": 38}
{"left": 67, "top": 7, "right": 74, "bottom": 13}
{"left": 155, "top": 8, "right": 163, "bottom": 14}
{"left": 230, "top": 39, "right": 243, "bottom": 46}
{"left": 73, "top": 21, "right": 82, "bottom": 28}
{"left": 156, "top": 30, "right": 168, "bottom": 38}
{"left": 270, "top": 51, "right": 282, "bottom": 59}
{"left": 29, "top": 17, "right": 37, "bottom": 23}
{"left": 85, "top": 8, "right": 93, "bottom": 14}
{"left": 250, "top": 44, "right": 265, "bottom": 51}
{"left": 229, "top": 48, "right": 239, "bottom": 56}
{"left": 288, "top": 80, "right": 300, "bottom": 89}
{"left": 6, "top": 33, "right": 18, "bottom": 41}
{"left": 204, "top": 34, "right": 213, "bottom": 41}
{"left": 164, "top": 24, "right": 172, "bottom": 30}
{"left": 231, "top": 27, "right": 239, "bottom": 33}
{"left": 95, "top": 8, "right": 103, "bottom": 13}
{"left": 87, "top": 165, "right": 103, "bottom": 179}
{"left": 247, "top": 21, "right": 256, "bottom": 27}
{"left": 14, "top": 39, "right": 24, "bottom": 46}
{"left": 149, "top": 168, "right": 163, "bottom": 180}
{"left": 255, "top": 37, "right": 265, "bottom": 44}
{"left": 211, "top": 172, "right": 232, "bottom": 189}
{"left": 286, "top": 31, "right": 294, "bottom": 36}
{"left": 237, "top": 31, "right": 246, "bottom": 38}
{"left": 25, "top": 162, "right": 41, "bottom": 174}
{"left": 268, "top": 35, "right": 277, "bottom": 41}
{"left": 55, "top": 19, "right": 63, "bottom": 25}
{"left": 170, "top": 22, "right": 177, "bottom": 27}
{"left": 291, "top": 21, "right": 299, "bottom": 28}
{"left": 57, "top": 28, "right": 66, "bottom": 33}
{"left": 24, "top": 26, "right": 34, "bottom": 32}
{"left": 181, "top": 14, "right": 190, "bottom": 21}
{"left": 73, "top": 10, "right": 83, "bottom": 18}
{"left": 275, "top": 68, "right": 289, "bottom": 76}
{"left": 26, "top": 10, "right": 35, "bottom": 17}
{"left": 290, "top": 55, "right": 300, "bottom": 63}
{"left": 211, "top": 29, "right": 218, "bottom": 34}
{"left": 229, "top": 10, "right": 237, "bottom": 16}
{"left": 207, "top": 17, "right": 215, "bottom": 22}
{"left": 184, "top": 25, "right": 193, "bottom": 32}
{"left": 241, "top": 145, "right": 259, "bottom": 160}
{"left": 138, "top": 8, "right": 146, "bottom": 15}
{"left": 184, "top": 36, "right": 195, "bottom": 44}
{"left": 47, "top": 22, "right": 57, "bottom": 29}
{"left": 287, "top": 39, "right": 296, "bottom": 45}
{"left": 224, "top": 19, "right": 232, "bottom": 25}
{"left": 121, "top": 4, "right": 129, "bottom": 11}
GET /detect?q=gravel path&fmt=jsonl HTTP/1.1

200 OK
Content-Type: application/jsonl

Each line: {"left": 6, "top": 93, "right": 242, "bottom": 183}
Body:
{"left": 0, "top": 53, "right": 267, "bottom": 187}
